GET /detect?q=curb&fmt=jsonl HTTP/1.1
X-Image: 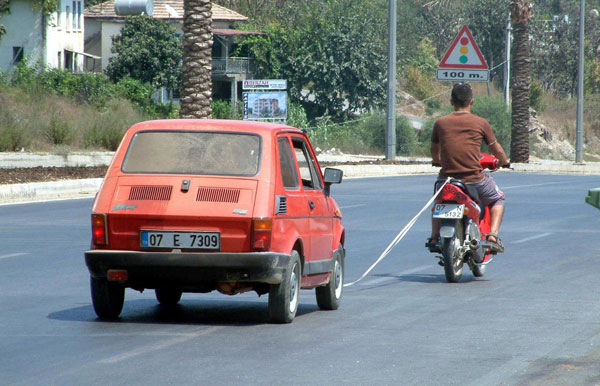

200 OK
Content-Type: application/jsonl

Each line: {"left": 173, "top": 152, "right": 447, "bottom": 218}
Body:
{"left": 0, "top": 178, "right": 103, "bottom": 204}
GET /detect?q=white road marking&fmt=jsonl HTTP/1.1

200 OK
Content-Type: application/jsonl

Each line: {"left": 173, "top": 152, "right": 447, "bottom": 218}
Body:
{"left": 502, "top": 181, "right": 569, "bottom": 190}
{"left": 513, "top": 232, "right": 553, "bottom": 244}
{"left": 0, "top": 253, "right": 28, "bottom": 260}
{"left": 98, "top": 326, "right": 224, "bottom": 364}
{"left": 359, "top": 265, "right": 431, "bottom": 286}
{"left": 340, "top": 204, "right": 366, "bottom": 209}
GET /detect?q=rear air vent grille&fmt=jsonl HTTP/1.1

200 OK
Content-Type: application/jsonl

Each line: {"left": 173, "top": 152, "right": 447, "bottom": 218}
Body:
{"left": 275, "top": 195, "right": 287, "bottom": 215}
{"left": 196, "top": 187, "right": 240, "bottom": 203}
{"left": 129, "top": 186, "right": 172, "bottom": 201}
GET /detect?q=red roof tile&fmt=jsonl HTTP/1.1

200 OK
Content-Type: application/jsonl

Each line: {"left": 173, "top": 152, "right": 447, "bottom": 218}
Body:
{"left": 85, "top": 1, "right": 247, "bottom": 22}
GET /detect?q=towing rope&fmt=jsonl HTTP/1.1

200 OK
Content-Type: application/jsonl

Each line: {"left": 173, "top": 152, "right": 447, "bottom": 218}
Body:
{"left": 343, "top": 177, "right": 451, "bottom": 287}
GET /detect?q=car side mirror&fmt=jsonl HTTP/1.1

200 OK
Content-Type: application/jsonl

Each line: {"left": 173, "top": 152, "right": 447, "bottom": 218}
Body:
{"left": 323, "top": 168, "right": 343, "bottom": 196}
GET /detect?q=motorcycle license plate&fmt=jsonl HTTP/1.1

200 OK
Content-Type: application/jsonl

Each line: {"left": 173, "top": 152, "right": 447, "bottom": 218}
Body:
{"left": 141, "top": 230, "right": 220, "bottom": 250}
{"left": 433, "top": 204, "right": 465, "bottom": 219}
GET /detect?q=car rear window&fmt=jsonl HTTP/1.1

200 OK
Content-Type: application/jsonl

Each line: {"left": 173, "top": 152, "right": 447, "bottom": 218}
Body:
{"left": 122, "top": 131, "right": 261, "bottom": 176}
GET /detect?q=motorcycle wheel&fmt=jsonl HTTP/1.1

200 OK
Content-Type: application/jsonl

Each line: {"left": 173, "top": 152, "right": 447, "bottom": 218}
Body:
{"left": 441, "top": 221, "right": 464, "bottom": 283}
{"left": 471, "top": 262, "right": 486, "bottom": 277}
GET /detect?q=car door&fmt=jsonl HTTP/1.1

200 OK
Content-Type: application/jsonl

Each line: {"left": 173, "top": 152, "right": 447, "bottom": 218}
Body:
{"left": 275, "top": 135, "right": 311, "bottom": 258}
{"left": 290, "top": 136, "right": 334, "bottom": 266}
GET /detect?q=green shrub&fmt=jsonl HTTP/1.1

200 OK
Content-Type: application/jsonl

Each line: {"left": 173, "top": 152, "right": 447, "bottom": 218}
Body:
{"left": 114, "top": 77, "right": 154, "bottom": 112}
{"left": 530, "top": 80, "right": 546, "bottom": 112}
{"left": 287, "top": 103, "right": 309, "bottom": 130}
{"left": 0, "top": 124, "right": 31, "bottom": 151}
{"left": 404, "top": 66, "right": 440, "bottom": 110}
{"left": 9, "top": 58, "right": 40, "bottom": 90}
{"left": 67, "top": 73, "right": 115, "bottom": 106}
{"left": 45, "top": 117, "right": 73, "bottom": 145}
{"left": 471, "top": 96, "right": 511, "bottom": 154}
{"left": 211, "top": 99, "right": 234, "bottom": 119}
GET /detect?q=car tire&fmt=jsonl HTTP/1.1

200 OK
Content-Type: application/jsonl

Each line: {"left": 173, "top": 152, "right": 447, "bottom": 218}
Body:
{"left": 316, "top": 245, "right": 344, "bottom": 310}
{"left": 155, "top": 288, "right": 182, "bottom": 306}
{"left": 268, "top": 250, "right": 301, "bottom": 324}
{"left": 90, "top": 276, "right": 124, "bottom": 319}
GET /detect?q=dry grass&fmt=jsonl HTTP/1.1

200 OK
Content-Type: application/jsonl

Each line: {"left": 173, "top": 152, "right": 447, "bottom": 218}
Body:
{"left": 0, "top": 87, "right": 147, "bottom": 152}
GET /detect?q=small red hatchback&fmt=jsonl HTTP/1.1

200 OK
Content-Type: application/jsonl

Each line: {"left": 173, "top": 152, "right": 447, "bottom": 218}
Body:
{"left": 85, "top": 119, "right": 345, "bottom": 323}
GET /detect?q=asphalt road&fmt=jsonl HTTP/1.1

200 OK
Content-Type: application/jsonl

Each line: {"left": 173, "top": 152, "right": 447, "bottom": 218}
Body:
{"left": 1, "top": 173, "right": 600, "bottom": 386}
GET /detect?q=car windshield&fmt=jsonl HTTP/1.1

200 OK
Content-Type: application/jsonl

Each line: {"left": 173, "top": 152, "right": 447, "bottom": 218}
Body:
{"left": 122, "top": 131, "right": 261, "bottom": 176}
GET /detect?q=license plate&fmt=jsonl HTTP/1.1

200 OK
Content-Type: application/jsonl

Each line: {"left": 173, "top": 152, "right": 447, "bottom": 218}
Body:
{"left": 433, "top": 204, "right": 465, "bottom": 219}
{"left": 141, "top": 230, "right": 220, "bottom": 250}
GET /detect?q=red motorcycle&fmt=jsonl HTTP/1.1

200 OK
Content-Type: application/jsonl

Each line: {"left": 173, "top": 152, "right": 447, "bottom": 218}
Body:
{"left": 427, "top": 153, "right": 505, "bottom": 282}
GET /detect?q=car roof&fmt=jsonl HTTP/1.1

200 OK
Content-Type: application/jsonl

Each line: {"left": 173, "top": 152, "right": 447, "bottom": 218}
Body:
{"left": 128, "top": 119, "right": 304, "bottom": 136}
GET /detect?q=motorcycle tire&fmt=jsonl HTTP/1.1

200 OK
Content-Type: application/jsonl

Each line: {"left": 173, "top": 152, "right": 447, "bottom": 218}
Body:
{"left": 441, "top": 220, "right": 464, "bottom": 283}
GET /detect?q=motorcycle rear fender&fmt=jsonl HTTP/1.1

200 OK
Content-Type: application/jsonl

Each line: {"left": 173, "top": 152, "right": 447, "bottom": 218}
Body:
{"left": 440, "top": 219, "right": 459, "bottom": 238}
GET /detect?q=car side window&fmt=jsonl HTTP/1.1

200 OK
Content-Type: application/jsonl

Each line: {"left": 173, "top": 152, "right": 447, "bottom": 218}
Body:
{"left": 292, "top": 138, "right": 322, "bottom": 190}
{"left": 278, "top": 137, "right": 299, "bottom": 189}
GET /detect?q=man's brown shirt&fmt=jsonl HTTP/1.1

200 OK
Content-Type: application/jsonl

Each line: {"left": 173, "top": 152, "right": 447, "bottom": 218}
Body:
{"left": 431, "top": 111, "right": 497, "bottom": 183}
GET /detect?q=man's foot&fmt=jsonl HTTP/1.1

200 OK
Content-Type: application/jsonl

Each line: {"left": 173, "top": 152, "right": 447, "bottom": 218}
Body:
{"left": 485, "top": 233, "right": 504, "bottom": 253}
{"left": 426, "top": 237, "right": 441, "bottom": 253}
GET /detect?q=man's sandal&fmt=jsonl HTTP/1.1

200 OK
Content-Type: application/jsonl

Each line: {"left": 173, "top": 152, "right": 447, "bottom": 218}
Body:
{"left": 485, "top": 233, "right": 504, "bottom": 253}
{"left": 426, "top": 237, "right": 442, "bottom": 253}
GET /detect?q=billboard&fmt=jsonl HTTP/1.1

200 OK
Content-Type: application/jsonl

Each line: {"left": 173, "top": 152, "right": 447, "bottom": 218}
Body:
{"left": 243, "top": 91, "right": 287, "bottom": 120}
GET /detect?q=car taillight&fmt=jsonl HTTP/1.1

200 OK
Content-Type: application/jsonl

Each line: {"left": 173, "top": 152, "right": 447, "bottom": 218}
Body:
{"left": 252, "top": 218, "right": 272, "bottom": 251}
{"left": 91, "top": 214, "right": 108, "bottom": 246}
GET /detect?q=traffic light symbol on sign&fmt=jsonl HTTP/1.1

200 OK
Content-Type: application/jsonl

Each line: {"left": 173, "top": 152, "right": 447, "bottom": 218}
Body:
{"left": 439, "top": 25, "right": 488, "bottom": 69}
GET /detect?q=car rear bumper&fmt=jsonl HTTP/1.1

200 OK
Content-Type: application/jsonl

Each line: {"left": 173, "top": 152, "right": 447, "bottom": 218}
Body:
{"left": 85, "top": 249, "right": 291, "bottom": 288}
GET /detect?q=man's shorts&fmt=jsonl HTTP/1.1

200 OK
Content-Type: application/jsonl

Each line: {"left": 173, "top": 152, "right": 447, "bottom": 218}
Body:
{"left": 467, "top": 174, "right": 505, "bottom": 207}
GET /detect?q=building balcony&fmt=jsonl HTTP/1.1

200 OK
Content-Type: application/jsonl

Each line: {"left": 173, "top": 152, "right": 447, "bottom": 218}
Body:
{"left": 212, "top": 57, "right": 254, "bottom": 76}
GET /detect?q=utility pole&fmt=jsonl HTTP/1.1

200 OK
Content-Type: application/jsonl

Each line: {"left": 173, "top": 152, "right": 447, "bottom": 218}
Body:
{"left": 385, "top": 0, "right": 397, "bottom": 160}
{"left": 576, "top": 0, "right": 585, "bottom": 163}
{"left": 504, "top": 12, "right": 512, "bottom": 109}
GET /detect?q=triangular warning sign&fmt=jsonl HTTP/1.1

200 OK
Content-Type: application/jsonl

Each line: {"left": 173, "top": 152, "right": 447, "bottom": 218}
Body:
{"left": 439, "top": 25, "right": 488, "bottom": 69}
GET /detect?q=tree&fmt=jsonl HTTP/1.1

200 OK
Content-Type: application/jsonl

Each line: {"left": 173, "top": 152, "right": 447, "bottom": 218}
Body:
{"left": 179, "top": 0, "right": 213, "bottom": 118}
{"left": 510, "top": 1, "right": 533, "bottom": 163}
{"left": 106, "top": 16, "right": 182, "bottom": 91}
{"left": 239, "top": 0, "right": 387, "bottom": 120}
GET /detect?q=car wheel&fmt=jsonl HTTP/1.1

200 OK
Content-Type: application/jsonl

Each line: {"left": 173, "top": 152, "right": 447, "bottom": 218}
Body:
{"left": 316, "top": 245, "right": 344, "bottom": 310}
{"left": 268, "top": 250, "right": 301, "bottom": 324}
{"left": 90, "top": 276, "right": 124, "bottom": 319}
{"left": 155, "top": 288, "right": 182, "bottom": 306}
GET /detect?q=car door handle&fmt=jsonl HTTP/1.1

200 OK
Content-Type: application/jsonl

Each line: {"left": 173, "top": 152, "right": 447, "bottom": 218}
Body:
{"left": 308, "top": 200, "right": 315, "bottom": 210}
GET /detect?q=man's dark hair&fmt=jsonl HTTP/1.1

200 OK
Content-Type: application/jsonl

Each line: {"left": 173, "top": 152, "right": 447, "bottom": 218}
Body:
{"left": 451, "top": 83, "right": 473, "bottom": 108}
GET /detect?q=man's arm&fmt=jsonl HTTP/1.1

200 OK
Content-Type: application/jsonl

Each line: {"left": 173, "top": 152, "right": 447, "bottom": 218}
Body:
{"left": 431, "top": 142, "right": 441, "bottom": 166}
{"left": 489, "top": 142, "right": 510, "bottom": 166}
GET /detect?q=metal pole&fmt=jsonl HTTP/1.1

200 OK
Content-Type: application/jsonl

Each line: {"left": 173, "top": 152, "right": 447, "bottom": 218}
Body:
{"left": 385, "top": 0, "right": 397, "bottom": 160}
{"left": 504, "top": 12, "right": 511, "bottom": 108}
{"left": 576, "top": 0, "right": 585, "bottom": 163}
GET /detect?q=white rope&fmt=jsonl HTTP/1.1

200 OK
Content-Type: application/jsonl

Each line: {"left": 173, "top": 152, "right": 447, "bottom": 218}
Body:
{"left": 343, "top": 177, "right": 451, "bottom": 287}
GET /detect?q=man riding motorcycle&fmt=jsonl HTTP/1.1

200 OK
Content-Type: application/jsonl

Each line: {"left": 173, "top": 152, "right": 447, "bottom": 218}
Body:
{"left": 427, "top": 83, "right": 510, "bottom": 251}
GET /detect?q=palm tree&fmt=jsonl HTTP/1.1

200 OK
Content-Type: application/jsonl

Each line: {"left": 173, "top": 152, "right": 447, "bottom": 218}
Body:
{"left": 509, "top": 1, "right": 533, "bottom": 163}
{"left": 180, "top": 0, "right": 213, "bottom": 118}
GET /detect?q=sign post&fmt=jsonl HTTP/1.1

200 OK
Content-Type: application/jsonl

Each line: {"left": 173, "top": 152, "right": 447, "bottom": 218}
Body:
{"left": 436, "top": 25, "right": 489, "bottom": 82}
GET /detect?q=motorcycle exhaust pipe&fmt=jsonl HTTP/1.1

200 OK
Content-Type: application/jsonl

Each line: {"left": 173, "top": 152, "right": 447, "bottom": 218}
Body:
{"left": 469, "top": 239, "right": 485, "bottom": 263}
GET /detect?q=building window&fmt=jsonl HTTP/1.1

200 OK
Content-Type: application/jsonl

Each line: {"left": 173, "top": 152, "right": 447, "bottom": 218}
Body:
{"left": 57, "top": 51, "right": 62, "bottom": 68}
{"left": 57, "top": 1, "right": 62, "bottom": 29}
{"left": 66, "top": 5, "right": 70, "bottom": 31}
{"left": 77, "top": 1, "right": 81, "bottom": 29}
{"left": 12, "top": 47, "right": 24, "bottom": 64}
{"left": 72, "top": 1, "right": 76, "bottom": 29}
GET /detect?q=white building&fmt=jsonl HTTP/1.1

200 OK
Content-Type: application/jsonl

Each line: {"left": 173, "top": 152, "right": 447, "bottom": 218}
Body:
{"left": 0, "top": 0, "right": 92, "bottom": 73}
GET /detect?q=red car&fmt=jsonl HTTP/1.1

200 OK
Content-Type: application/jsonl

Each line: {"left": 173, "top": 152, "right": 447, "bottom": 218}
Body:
{"left": 85, "top": 119, "right": 345, "bottom": 323}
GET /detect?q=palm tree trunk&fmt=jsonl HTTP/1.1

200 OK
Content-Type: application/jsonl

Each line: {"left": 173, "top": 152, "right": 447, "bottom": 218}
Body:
{"left": 509, "top": 1, "right": 532, "bottom": 163}
{"left": 180, "top": 0, "right": 213, "bottom": 118}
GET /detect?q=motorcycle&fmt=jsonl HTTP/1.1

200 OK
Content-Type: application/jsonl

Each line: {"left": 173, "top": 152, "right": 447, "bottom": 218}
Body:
{"left": 426, "top": 153, "right": 505, "bottom": 283}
